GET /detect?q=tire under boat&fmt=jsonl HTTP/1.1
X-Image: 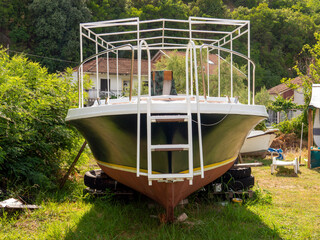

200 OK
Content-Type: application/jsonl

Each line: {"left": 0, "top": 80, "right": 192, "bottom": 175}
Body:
{"left": 66, "top": 98, "right": 267, "bottom": 221}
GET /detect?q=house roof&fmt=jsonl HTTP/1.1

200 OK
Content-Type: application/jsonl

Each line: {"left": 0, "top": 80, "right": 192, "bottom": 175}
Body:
{"left": 268, "top": 77, "right": 303, "bottom": 95}
{"left": 81, "top": 57, "right": 154, "bottom": 75}
{"left": 79, "top": 50, "right": 220, "bottom": 75}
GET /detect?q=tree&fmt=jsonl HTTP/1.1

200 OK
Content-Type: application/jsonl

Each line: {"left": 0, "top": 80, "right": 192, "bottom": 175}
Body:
{"left": 190, "top": 0, "right": 229, "bottom": 18}
{"left": 0, "top": 49, "right": 88, "bottom": 189}
{"left": 155, "top": 52, "right": 187, "bottom": 93}
{"left": 155, "top": 51, "right": 251, "bottom": 102}
{"left": 87, "top": 0, "right": 127, "bottom": 22}
{"left": 268, "top": 95, "right": 302, "bottom": 119}
{"left": 285, "top": 32, "right": 320, "bottom": 106}
{"left": 255, "top": 86, "right": 271, "bottom": 106}
{"left": 232, "top": 3, "right": 317, "bottom": 89}
{"left": 0, "top": 0, "right": 32, "bottom": 49}
{"left": 127, "top": 0, "right": 189, "bottom": 20}
{"left": 28, "top": 0, "right": 91, "bottom": 72}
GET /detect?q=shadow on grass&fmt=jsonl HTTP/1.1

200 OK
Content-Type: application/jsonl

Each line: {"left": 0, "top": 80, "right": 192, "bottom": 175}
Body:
{"left": 274, "top": 167, "right": 299, "bottom": 177}
{"left": 64, "top": 193, "right": 281, "bottom": 240}
{"left": 312, "top": 167, "right": 320, "bottom": 173}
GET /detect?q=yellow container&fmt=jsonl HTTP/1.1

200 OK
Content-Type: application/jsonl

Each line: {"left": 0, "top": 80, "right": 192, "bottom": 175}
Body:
{"left": 232, "top": 198, "right": 243, "bottom": 204}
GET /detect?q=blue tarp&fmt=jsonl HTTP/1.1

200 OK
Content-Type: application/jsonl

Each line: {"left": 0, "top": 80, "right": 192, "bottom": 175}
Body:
{"left": 268, "top": 148, "right": 284, "bottom": 160}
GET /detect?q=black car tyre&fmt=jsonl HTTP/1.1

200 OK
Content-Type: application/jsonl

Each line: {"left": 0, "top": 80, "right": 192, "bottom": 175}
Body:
{"left": 84, "top": 169, "right": 111, "bottom": 190}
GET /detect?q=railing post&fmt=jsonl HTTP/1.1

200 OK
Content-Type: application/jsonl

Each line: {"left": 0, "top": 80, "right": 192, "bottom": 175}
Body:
{"left": 136, "top": 40, "right": 151, "bottom": 177}
{"left": 199, "top": 47, "right": 207, "bottom": 100}
{"left": 218, "top": 42, "right": 221, "bottom": 98}
{"left": 201, "top": 44, "right": 255, "bottom": 106}
{"left": 230, "top": 32, "right": 233, "bottom": 98}
{"left": 95, "top": 35, "right": 99, "bottom": 100}
{"left": 248, "top": 21, "right": 251, "bottom": 105}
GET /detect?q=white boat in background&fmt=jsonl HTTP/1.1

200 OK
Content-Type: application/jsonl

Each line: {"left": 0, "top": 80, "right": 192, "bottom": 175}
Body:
{"left": 240, "top": 129, "right": 277, "bottom": 157}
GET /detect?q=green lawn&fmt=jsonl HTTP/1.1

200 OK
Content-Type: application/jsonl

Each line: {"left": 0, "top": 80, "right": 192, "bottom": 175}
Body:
{"left": 1, "top": 157, "right": 320, "bottom": 239}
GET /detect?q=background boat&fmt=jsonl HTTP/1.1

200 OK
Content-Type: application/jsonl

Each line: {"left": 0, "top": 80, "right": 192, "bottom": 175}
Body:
{"left": 240, "top": 129, "right": 277, "bottom": 158}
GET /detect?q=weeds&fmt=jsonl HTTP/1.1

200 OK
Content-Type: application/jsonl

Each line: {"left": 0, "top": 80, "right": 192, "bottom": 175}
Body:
{"left": 247, "top": 186, "right": 273, "bottom": 205}
{"left": 1, "top": 158, "right": 320, "bottom": 239}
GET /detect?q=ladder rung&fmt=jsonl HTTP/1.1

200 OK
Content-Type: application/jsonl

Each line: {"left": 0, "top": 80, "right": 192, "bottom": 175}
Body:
{"left": 151, "top": 144, "right": 190, "bottom": 151}
{"left": 150, "top": 115, "right": 188, "bottom": 123}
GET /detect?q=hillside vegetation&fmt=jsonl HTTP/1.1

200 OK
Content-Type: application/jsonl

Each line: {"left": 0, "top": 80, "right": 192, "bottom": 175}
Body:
{"left": 1, "top": 0, "right": 319, "bottom": 89}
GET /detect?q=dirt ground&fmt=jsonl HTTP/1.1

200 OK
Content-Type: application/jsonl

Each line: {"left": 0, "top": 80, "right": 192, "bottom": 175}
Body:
{"left": 270, "top": 133, "right": 308, "bottom": 152}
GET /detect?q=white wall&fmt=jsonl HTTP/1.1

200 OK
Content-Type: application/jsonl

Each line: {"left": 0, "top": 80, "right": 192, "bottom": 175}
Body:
{"left": 293, "top": 88, "right": 304, "bottom": 105}
{"left": 73, "top": 72, "right": 148, "bottom": 98}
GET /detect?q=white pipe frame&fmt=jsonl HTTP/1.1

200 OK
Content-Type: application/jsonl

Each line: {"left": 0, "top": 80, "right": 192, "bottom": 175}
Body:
{"left": 78, "top": 17, "right": 255, "bottom": 180}
{"left": 77, "top": 44, "right": 134, "bottom": 108}
{"left": 79, "top": 17, "right": 252, "bottom": 106}
{"left": 200, "top": 44, "right": 256, "bottom": 105}
{"left": 136, "top": 40, "right": 151, "bottom": 177}
{"left": 95, "top": 35, "right": 99, "bottom": 99}
{"left": 185, "top": 41, "right": 204, "bottom": 178}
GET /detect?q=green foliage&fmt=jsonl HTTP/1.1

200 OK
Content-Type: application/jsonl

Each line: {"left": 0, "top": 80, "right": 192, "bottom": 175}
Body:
{"left": 155, "top": 51, "right": 272, "bottom": 105}
{"left": 155, "top": 52, "right": 187, "bottom": 93}
{"left": 274, "top": 113, "right": 306, "bottom": 136}
{"left": 190, "top": 0, "right": 229, "bottom": 18}
{"left": 87, "top": 0, "right": 127, "bottom": 22}
{"left": 1, "top": 0, "right": 319, "bottom": 91}
{"left": 209, "top": 57, "right": 248, "bottom": 102}
{"left": 0, "top": 49, "right": 86, "bottom": 190}
{"left": 289, "top": 32, "right": 320, "bottom": 106}
{"left": 255, "top": 86, "right": 271, "bottom": 106}
{"left": 28, "top": 0, "right": 91, "bottom": 72}
{"left": 232, "top": 3, "right": 317, "bottom": 89}
{"left": 268, "top": 95, "right": 302, "bottom": 117}
{"left": 247, "top": 187, "right": 272, "bottom": 205}
{"left": 0, "top": 0, "right": 32, "bottom": 54}
{"left": 127, "top": 0, "right": 189, "bottom": 20}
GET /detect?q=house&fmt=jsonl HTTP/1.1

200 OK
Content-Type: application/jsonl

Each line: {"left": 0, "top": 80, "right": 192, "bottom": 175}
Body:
{"left": 267, "top": 77, "right": 304, "bottom": 123}
{"left": 73, "top": 57, "right": 154, "bottom": 99}
{"left": 74, "top": 50, "right": 220, "bottom": 99}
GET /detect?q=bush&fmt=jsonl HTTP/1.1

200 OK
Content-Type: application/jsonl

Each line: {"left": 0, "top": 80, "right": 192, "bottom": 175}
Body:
{"left": 0, "top": 49, "right": 86, "bottom": 191}
{"left": 274, "top": 112, "right": 308, "bottom": 138}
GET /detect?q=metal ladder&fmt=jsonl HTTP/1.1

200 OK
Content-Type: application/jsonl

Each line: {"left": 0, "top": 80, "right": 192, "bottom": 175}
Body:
{"left": 146, "top": 96, "right": 194, "bottom": 186}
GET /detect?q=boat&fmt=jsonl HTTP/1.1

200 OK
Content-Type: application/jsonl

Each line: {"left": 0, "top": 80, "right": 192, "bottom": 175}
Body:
{"left": 240, "top": 129, "right": 277, "bottom": 158}
{"left": 66, "top": 17, "right": 268, "bottom": 222}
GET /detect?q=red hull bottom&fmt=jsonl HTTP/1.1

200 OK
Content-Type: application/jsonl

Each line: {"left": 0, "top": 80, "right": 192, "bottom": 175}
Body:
{"left": 98, "top": 160, "right": 235, "bottom": 222}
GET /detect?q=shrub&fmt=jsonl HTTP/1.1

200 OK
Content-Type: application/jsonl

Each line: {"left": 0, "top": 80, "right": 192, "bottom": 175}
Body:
{"left": 0, "top": 49, "right": 86, "bottom": 190}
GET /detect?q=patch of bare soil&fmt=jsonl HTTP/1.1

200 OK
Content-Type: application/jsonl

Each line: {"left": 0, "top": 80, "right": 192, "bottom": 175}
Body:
{"left": 270, "top": 133, "right": 307, "bottom": 152}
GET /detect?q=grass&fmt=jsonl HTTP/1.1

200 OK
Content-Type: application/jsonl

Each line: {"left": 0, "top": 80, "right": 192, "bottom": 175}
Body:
{"left": 1, "top": 151, "right": 320, "bottom": 239}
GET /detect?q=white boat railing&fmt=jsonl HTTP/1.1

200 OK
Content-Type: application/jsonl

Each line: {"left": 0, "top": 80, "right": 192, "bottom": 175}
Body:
{"left": 136, "top": 40, "right": 152, "bottom": 177}
{"left": 135, "top": 40, "right": 204, "bottom": 182}
{"left": 79, "top": 17, "right": 254, "bottom": 105}
{"left": 76, "top": 16, "right": 257, "bottom": 181}
{"left": 77, "top": 44, "right": 134, "bottom": 108}
{"left": 185, "top": 41, "right": 204, "bottom": 178}
{"left": 200, "top": 44, "right": 256, "bottom": 105}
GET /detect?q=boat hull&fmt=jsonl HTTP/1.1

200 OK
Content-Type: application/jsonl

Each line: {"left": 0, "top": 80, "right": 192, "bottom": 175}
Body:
{"left": 69, "top": 113, "right": 264, "bottom": 173}
{"left": 240, "top": 132, "right": 276, "bottom": 157}
{"left": 67, "top": 102, "right": 267, "bottom": 221}
{"left": 98, "top": 159, "right": 234, "bottom": 217}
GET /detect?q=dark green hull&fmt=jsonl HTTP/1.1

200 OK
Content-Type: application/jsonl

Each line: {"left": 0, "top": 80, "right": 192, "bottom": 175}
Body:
{"left": 69, "top": 113, "right": 264, "bottom": 173}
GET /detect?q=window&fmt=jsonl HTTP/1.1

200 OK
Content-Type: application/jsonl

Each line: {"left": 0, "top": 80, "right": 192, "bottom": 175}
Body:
{"left": 100, "top": 79, "right": 110, "bottom": 91}
{"left": 123, "top": 80, "right": 129, "bottom": 88}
